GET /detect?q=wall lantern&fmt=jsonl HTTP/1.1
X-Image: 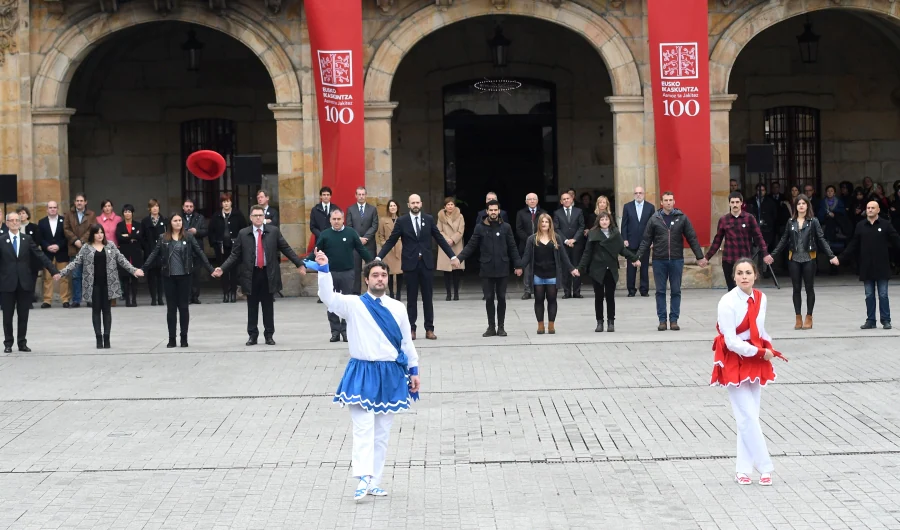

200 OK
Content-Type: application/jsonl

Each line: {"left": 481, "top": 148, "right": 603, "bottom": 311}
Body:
{"left": 796, "top": 16, "right": 820, "bottom": 64}
{"left": 488, "top": 26, "right": 511, "bottom": 68}
{"left": 182, "top": 28, "right": 204, "bottom": 72}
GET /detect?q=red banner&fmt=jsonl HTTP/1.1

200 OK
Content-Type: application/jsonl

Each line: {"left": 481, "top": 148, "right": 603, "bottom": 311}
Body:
{"left": 305, "top": 0, "right": 365, "bottom": 248}
{"left": 647, "top": 0, "right": 711, "bottom": 246}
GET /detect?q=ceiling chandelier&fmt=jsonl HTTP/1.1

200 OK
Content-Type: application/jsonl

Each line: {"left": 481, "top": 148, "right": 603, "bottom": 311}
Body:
{"left": 474, "top": 25, "right": 521, "bottom": 93}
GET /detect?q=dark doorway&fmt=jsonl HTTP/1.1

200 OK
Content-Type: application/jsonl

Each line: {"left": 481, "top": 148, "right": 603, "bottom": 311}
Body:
{"left": 455, "top": 119, "right": 544, "bottom": 221}
{"left": 443, "top": 79, "right": 557, "bottom": 248}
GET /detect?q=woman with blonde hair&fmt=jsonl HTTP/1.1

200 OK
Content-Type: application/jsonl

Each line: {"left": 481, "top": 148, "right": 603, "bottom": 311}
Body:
{"left": 437, "top": 196, "right": 465, "bottom": 301}
{"left": 376, "top": 199, "right": 403, "bottom": 300}
{"left": 586, "top": 194, "right": 616, "bottom": 239}
{"left": 522, "top": 213, "right": 576, "bottom": 334}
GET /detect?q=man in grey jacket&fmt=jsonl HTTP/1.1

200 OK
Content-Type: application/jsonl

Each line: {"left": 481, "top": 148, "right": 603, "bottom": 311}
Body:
{"left": 636, "top": 191, "right": 706, "bottom": 331}
{"left": 346, "top": 186, "right": 379, "bottom": 295}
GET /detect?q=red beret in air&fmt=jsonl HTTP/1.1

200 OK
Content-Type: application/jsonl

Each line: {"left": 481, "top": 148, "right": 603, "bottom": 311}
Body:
{"left": 186, "top": 150, "right": 226, "bottom": 181}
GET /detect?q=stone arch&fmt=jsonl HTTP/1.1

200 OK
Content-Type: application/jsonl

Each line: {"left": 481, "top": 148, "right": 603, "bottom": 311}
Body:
{"left": 32, "top": 3, "right": 301, "bottom": 109}
{"left": 710, "top": 0, "right": 900, "bottom": 94}
{"left": 364, "top": 0, "right": 642, "bottom": 102}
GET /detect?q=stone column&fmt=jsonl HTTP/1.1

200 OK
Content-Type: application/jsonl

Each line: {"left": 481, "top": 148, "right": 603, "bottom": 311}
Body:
{"left": 268, "top": 103, "right": 304, "bottom": 248}
{"left": 31, "top": 107, "right": 76, "bottom": 217}
{"left": 604, "top": 96, "right": 645, "bottom": 224}
{"left": 364, "top": 101, "right": 398, "bottom": 212}
{"left": 268, "top": 103, "right": 308, "bottom": 296}
{"left": 707, "top": 94, "right": 739, "bottom": 288}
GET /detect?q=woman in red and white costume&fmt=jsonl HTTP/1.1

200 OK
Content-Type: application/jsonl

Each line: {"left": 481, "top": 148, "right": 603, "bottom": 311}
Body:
{"left": 711, "top": 257, "right": 788, "bottom": 486}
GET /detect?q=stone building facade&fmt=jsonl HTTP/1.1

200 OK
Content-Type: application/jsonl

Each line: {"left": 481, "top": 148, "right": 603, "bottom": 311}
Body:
{"left": 2, "top": 0, "right": 899, "bottom": 293}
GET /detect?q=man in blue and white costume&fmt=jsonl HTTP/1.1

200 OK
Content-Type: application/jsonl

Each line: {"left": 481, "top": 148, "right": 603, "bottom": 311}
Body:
{"left": 312, "top": 249, "right": 421, "bottom": 501}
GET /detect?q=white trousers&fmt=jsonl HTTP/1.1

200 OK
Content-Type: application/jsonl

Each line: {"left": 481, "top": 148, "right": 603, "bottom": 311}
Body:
{"left": 727, "top": 382, "right": 774, "bottom": 474}
{"left": 349, "top": 404, "right": 395, "bottom": 486}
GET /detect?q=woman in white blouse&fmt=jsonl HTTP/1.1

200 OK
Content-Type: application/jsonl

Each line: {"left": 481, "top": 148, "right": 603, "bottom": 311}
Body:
{"left": 710, "top": 257, "right": 788, "bottom": 486}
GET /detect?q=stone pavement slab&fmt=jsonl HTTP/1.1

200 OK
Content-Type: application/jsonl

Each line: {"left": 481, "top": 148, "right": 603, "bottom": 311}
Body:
{"left": 0, "top": 283, "right": 899, "bottom": 529}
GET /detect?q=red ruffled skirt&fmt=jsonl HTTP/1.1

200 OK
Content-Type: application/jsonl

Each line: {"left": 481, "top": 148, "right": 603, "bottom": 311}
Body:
{"left": 710, "top": 334, "right": 777, "bottom": 387}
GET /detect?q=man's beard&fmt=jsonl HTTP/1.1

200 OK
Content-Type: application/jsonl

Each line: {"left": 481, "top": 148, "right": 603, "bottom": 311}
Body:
{"left": 368, "top": 284, "right": 386, "bottom": 296}
{"left": 410, "top": 206, "right": 420, "bottom": 214}
{"left": 489, "top": 215, "right": 499, "bottom": 222}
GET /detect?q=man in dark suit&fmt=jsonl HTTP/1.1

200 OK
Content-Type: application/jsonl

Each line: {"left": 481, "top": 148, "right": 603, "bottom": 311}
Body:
{"left": 377, "top": 193, "right": 459, "bottom": 340}
{"left": 215, "top": 205, "right": 304, "bottom": 346}
{"left": 182, "top": 198, "right": 208, "bottom": 304}
{"left": 746, "top": 183, "right": 779, "bottom": 274}
{"left": 1, "top": 212, "right": 59, "bottom": 352}
{"left": 553, "top": 192, "right": 585, "bottom": 298}
{"left": 257, "top": 189, "right": 279, "bottom": 227}
{"left": 515, "top": 192, "right": 544, "bottom": 299}
{"left": 38, "top": 201, "right": 70, "bottom": 307}
{"left": 345, "top": 186, "right": 379, "bottom": 295}
{"left": 475, "top": 191, "right": 510, "bottom": 225}
{"left": 309, "top": 186, "right": 333, "bottom": 241}
{"left": 620, "top": 186, "right": 654, "bottom": 297}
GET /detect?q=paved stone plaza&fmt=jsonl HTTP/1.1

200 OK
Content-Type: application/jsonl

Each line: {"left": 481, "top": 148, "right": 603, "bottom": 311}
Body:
{"left": 1, "top": 278, "right": 899, "bottom": 529}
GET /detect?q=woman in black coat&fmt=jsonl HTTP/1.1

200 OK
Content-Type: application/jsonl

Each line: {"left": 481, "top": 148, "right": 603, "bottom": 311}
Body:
{"left": 115, "top": 204, "right": 144, "bottom": 307}
{"left": 142, "top": 213, "right": 215, "bottom": 347}
{"left": 207, "top": 192, "right": 247, "bottom": 303}
{"left": 140, "top": 199, "right": 167, "bottom": 306}
{"left": 521, "top": 213, "right": 575, "bottom": 335}
{"left": 577, "top": 212, "right": 640, "bottom": 333}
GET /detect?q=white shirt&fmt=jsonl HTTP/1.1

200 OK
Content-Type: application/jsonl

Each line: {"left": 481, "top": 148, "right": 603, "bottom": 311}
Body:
{"left": 635, "top": 200, "right": 644, "bottom": 219}
{"left": 322, "top": 202, "right": 331, "bottom": 215}
{"left": 253, "top": 227, "right": 266, "bottom": 266}
{"left": 9, "top": 231, "right": 19, "bottom": 257}
{"left": 717, "top": 287, "right": 771, "bottom": 357}
{"left": 318, "top": 272, "right": 419, "bottom": 368}
{"left": 357, "top": 202, "right": 366, "bottom": 216}
{"left": 48, "top": 216, "right": 59, "bottom": 236}
{"left": 409, "top": 213, "right": 422, "bottom": 236}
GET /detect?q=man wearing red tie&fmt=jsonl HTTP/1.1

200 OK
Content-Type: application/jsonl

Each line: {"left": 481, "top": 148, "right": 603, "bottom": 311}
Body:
{"left": 215, "top": 205, "right": 304, "bottom": 346}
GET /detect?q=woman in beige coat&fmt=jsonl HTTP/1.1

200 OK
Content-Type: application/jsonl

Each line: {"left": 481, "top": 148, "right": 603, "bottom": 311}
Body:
{"left": 376, "top": 199, "right": 403, "bottom": 300}
{"left": 437, "top": 196, "right": 465, "bottom": 300}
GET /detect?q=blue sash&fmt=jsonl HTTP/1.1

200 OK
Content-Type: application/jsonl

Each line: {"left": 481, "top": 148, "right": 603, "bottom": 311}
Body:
{"left": 359, "top": 293, "right": 419, "bottom": 401}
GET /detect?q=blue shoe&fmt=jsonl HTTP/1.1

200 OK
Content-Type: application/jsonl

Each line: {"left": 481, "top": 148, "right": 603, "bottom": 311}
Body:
{"left": 368, "top": 487, "right": 388, "bottom": 497}
{"left": 354, "top": 476, "right": 371, "bottom": 501}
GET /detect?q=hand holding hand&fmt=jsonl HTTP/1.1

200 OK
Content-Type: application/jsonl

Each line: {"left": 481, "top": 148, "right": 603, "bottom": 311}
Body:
{"left": 133, "top": 269, "right": 145, "bottom": 278}
{"left": 298, "top": 265, "right": 307, "bottom": 276}
{"left": 409, "top": 375, "right": 421, "bottom": 394}
{"left": 698, "top": 258, "right": 709, "bottom": 268}
{"left": 763, "top": 349, "right": 774, "bottom": 361}
{"left": 52, "top": 274, "right": 61, "bottom": 282}
{"left": 188, "top": 228, "right": 197, "bottom": 234}
{"left": 48, "top": 244, "right": 59, "bottom": 253}
{"left": 763, "top": 255, "right": 774, "bottom": 266}
{"left": 571, "top": 269, "right": 580, "bottom": 277}
{"left": 212, "top": 267, "right": 223, "bottom": 278}
{"left": 360, "top": 237, "right": 368, "bottom": 245}
{"left": 514, "top": 268, "right": 523, "bottom": 277}
{"left": 632, "top": 260, "right": 641, "bottom": 268}
{"left": 830, "top": 257, "right": 840, "bottom": 266}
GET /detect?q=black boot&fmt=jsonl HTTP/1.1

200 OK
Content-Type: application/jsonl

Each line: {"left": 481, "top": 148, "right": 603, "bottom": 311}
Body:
{"left": 131, "top": 287, "right": 137, "bottom": 307}
{"left": 482, "top": 326, "right": 497, "bottom": 337}
{"left": 167, "top": 337, "right": 176, "bottom": 348}
{"left": 496, "top": 325, "right": 507, "bottom": 337}
{"left": 223, "top": 293, "right": 229, "bottom": 303}
{"left": 595, "top": 320, "right": 604, "bottom": 332}
{"left": 103, "top": 335, "right": 110, "bottom": 349}
{"left": 607, "top": 320, "right": 615, "bottom": 333}
{"left": 96, "top": 335, "right": 103, "bottom": 349}
{"left": 180, "top": 334, "right": 188, "bottom": 348}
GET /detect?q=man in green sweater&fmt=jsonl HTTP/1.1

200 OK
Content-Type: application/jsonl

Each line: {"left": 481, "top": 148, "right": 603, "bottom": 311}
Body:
{"left": 300, "top": 208, "right": 372, "bottom": 342}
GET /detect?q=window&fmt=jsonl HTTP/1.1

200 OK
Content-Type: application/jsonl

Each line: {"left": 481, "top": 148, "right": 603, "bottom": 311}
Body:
{"left": 180, "top": 119, "right": 237, "bottom": 217}
{"left": 764, "top": 107, "right": 821, "bottom": 193}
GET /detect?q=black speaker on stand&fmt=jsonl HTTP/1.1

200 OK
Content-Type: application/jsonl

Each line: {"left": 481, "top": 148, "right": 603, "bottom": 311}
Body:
{"left": 234, "top": 155, "right": 263, "bottom": 214}
{"left": 0, "top": 175, "right": 18, "bottom": 223}
{"left": 745, "top": 144, "right": 775, "bottom": 190}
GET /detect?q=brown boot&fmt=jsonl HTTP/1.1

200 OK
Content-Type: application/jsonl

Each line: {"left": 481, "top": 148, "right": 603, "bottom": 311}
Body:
{"left": 794, "top": 315, "right": 803, "bottom": 330}
{"left": 537, "top": 322, "right": 545, "bottom": 335}
{"left": 803, "top": 315, "right": 813, "bottom": 330}
{"left": 548, "top": 322, "right": 556, "bottom": 334}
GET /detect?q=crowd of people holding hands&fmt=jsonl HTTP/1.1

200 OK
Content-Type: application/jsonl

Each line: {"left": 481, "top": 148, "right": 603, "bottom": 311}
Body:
{"left": 1, "top": 175, "right": 899, "bottom": 353}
